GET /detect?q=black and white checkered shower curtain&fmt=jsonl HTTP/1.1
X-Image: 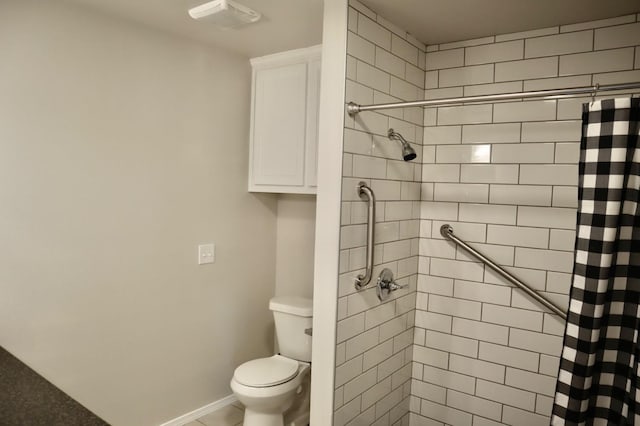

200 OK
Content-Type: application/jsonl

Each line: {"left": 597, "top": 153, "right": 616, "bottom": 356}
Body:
{"left": 552, "top": 98, "right": 640, "bottom": 425}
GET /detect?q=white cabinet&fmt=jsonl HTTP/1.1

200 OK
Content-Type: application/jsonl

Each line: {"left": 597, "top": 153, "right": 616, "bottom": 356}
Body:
{"left": 248, "top": 45, "right": 321, "bottom": 194}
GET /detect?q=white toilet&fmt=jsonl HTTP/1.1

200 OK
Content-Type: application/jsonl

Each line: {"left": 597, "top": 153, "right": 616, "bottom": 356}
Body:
{"left": 230, "top": 296, "right": 312, "bottom": 426}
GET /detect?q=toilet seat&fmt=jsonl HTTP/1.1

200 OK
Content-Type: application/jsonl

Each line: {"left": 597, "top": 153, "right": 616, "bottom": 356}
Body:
{"left": 233, "top": 355, "right": 299, "bottom": 388}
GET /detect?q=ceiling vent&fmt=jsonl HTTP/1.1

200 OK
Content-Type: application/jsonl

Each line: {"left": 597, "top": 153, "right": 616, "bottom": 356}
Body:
{"left": 188, "top": 0, "right": 262, "bottom": 29}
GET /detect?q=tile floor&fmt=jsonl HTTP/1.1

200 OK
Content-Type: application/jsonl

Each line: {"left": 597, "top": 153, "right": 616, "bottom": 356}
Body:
{"left": 185, "top": 402, "right": 244, "bottom": 426}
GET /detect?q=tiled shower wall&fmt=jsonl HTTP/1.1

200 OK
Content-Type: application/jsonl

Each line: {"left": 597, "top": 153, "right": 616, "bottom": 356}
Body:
{"left": 412, "top": 13, "right": 640, "bottom": 426}
{"left": 334, "top": 1, "right": 425, "bottom": 424}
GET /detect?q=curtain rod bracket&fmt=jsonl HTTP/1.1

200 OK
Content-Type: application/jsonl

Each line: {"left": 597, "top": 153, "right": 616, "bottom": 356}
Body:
{"left": 346, "top": 102, "right": 360, "bottom": 116}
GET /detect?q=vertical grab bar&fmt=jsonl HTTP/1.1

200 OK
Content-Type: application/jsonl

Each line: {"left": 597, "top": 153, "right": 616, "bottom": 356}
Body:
{"left": 355, "top": 182, "right": 376, "bottom": 290}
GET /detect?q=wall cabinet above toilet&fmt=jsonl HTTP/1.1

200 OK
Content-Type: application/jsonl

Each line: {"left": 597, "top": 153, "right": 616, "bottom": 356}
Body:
{"left": 248, "top": 45, "right": 321, "bottom": 194}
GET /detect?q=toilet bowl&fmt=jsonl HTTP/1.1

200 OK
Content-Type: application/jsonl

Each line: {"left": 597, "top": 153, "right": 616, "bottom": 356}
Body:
{"left": 230, "top": 355, "right": 310, "bottom": 426}
{"left": 230, "top": 296, "right": 313, "bottom": 426}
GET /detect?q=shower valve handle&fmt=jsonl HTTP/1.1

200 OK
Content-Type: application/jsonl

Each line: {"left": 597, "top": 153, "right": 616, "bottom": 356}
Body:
{"left": 376, "top": 268, "right": 406, "bottom": 301}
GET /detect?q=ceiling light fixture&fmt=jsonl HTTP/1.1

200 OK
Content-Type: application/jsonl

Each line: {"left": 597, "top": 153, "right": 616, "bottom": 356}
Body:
{"left": 188, "top": 0, "right": 261, "bottom": 29}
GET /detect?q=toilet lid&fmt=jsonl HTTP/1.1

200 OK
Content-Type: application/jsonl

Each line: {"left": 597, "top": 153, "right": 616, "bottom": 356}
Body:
{"left": 234, "top": 355, "right": 298, "bottom": 387}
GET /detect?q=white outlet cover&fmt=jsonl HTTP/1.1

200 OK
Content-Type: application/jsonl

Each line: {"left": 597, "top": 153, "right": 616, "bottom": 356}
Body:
{"left": 198, "top": 243, "right": 215, "bottom": 265}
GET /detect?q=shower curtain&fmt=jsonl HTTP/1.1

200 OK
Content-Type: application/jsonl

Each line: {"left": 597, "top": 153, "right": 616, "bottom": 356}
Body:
{"left": 552, "top": 97, "right": 640, "bottom": 425}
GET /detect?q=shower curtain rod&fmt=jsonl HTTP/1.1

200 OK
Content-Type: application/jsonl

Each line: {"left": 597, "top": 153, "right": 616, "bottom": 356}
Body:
{"left": 346, "top": 81, "right": 640, "bottom": 115}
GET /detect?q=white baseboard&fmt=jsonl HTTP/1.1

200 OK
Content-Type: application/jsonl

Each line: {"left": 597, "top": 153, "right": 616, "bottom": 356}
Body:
{"left": 159, "top": 394, "right": 238, "bottom": 426}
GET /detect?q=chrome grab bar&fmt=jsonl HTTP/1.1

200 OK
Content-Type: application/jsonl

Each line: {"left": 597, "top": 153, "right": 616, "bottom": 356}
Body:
{"left": 355, "top": 182, "right": 376, "bottom": 290}
{"left": 440, "top": 224, "right": 567, "bottom": 320}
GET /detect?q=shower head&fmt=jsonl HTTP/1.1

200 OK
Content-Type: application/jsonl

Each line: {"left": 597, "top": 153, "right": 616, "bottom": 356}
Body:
{"left": 387, "top": 128, "right": 417, "bottom": 161}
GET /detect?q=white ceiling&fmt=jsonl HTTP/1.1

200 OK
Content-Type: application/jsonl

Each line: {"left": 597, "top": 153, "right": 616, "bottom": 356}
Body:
{"left": 65, "top": 0, "right": 324, "bottom": 58}
{"left": 360, "top": 0, "right": 640, "bottom": 46}
{"left": 65, "top": 0, "right": 639, "bottom": 57}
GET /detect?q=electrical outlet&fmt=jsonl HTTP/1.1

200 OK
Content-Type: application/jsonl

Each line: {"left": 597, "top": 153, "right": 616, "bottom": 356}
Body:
{"left": 198, "top": 243, "right": 215, "bottom": 265}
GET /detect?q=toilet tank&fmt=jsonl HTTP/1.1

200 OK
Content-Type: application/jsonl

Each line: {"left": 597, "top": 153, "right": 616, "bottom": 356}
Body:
{"left": 269, "top": 296, "right": 313, "bottom": 362}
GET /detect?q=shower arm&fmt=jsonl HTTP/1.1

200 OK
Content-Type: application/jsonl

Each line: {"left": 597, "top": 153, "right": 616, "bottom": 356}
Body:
{"left": 388, "top": 130, "right": 408, "bottom": 144}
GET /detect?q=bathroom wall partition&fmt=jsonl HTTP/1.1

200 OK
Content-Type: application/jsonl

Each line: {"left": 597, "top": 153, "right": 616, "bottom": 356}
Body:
{"left": 333, "top": 2, "right": 425, "bottom": 424}
{"left": 334, "top": 2, "right": 640, "bottom": 425}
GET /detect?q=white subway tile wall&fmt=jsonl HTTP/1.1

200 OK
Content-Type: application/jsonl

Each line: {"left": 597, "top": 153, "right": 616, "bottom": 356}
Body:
{"left": 337, "top": 1, "right": 424, "bottom": 425}
{"left": 412, "top": 11, "right": 640, "bottom": 426}
{"left": 340, "top": 4, "right": 640, "bottom": 425}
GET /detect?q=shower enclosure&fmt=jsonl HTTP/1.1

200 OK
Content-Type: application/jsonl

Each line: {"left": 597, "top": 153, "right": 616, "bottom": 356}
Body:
{"left": 313, "top": 1, "right": 640, "bottom": 425}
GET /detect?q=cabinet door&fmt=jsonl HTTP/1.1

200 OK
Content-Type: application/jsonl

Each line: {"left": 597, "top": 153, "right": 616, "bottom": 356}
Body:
{"left": 305, "top": 57, "right": 321, "bottom": 188}
{"left": 251, "top": 63, "right": 308, "bottom": 188}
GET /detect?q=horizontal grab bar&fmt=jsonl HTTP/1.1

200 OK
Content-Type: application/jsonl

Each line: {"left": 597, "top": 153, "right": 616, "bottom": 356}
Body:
{"left": 440, "top": 224, "right": 567, "bottom": 320}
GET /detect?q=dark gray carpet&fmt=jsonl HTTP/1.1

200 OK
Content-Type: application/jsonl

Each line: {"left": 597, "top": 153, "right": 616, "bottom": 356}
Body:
{"left": 0, "top": 346, "right": 109, "bottom": 426}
